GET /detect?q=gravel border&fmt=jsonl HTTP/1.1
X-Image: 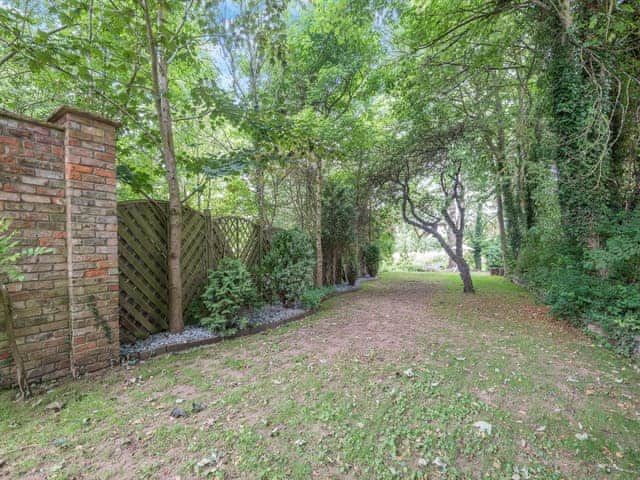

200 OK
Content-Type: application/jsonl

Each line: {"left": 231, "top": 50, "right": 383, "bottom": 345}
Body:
{"left": 120, "top": 276, "right": 376, "bottom": 361}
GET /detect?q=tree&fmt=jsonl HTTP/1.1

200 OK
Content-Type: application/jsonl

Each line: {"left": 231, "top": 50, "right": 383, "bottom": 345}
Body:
{"left": 205, "top": 0, "right": 288, "bottom": 230}
{"left": 378, "top": 124, "right": 475, "bottom": 293}
{"left": 139, "top": 0, "right": 185, "bottom": 332}
{"left": 1, "top": 0, "right": 228, "bottom": 332}
{"left": 276, "top": 0, "right": 380, "bottom": 286}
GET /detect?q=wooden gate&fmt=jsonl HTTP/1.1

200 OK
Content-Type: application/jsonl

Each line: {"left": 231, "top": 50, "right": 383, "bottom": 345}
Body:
{"left": 117, "top": 200, "right": 267, "bottom": 343}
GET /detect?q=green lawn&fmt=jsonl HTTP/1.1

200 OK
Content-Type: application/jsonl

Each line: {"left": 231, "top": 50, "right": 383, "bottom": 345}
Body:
{"left": 1, "top": 273, "right": 638, "bottom": 479}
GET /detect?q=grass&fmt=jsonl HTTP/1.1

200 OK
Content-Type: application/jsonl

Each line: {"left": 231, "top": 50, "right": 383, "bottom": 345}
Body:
{"left": 0, "top": 272, "right": 638, "bottom": 479}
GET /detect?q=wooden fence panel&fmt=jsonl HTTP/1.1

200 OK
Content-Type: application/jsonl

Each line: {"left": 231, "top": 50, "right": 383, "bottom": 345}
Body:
{"left": 117, "top": 200, "right": 268, "bottom": 342}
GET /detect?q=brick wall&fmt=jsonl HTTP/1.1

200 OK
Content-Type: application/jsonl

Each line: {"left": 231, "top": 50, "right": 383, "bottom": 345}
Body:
{"left": 0, "top": 107, "right": 119, "bottom": 387}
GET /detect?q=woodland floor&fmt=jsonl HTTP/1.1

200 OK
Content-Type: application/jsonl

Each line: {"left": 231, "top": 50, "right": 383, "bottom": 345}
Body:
{"left": 0, "top": 272, "right": 639, "bottom": 479}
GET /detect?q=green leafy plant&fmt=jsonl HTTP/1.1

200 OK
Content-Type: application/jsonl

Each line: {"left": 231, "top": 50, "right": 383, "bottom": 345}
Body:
{"left": 0, "top": 218, "right": 51, "bottom": 282}
{"left": 484, "top": 239, "right": 504, "bottom": 269}
{"left": 1, "top": 217, "right": 52, "bottom": 399}
{"left": 199, "top": 258, "right": 258, "bottom": 336}
{"left": 300, "top": 286, "right": 334, "bottom": 311}
{"left": 529, "top": 212, "right": 640, "bottom": 355}
{"left": 362, "top": 243, "right": 380, "bottom": 277}
{"left": 260, "top": 229, "right": 315, "bottom": 307}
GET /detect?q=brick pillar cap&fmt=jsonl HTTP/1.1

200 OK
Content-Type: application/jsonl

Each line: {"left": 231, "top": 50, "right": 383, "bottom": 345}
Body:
{"left": 48, "top": 106, "right": 121, "bottom": 128}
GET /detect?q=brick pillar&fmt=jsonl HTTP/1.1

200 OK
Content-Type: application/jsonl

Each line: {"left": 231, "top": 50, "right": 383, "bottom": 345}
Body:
{"left": 49, "top": 107, "right": 120, "bottom": 375}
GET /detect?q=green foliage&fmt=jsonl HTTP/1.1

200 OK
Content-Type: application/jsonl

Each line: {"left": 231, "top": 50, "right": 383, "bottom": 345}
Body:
{"left": 199, "top": 258, "right": 258, "bottom": 336}
{"left": 0, "top": 218, "right": 52, "bottom": 282}
{"left": 484, "top": 239, "right": 503, "bottom": 269}
{"left": 521, "top": 212, "right": 640, "bottom": 354}
{"left": 545, "top": 265, "right": 640, "bottom": 355}
{"left": 260, "top": 229, "right": 315, "bottom": 308}
{"left": 322, "top": 177, "right": 356, "bottom": 255}
{"left": 362, "top": 243, "right": 380, "bottom": 277}
{"left": 300, "top": 286, "right": 334, "bottom": 311}
{"left": 587, "top": 212, "right": 640, "bottom": 285}
{"left": 376, "top": 231, "right": 394, "bottom": 260}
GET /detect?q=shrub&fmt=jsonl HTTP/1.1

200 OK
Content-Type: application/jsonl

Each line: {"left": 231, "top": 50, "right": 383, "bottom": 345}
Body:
{"left": 199, "top": 258, "right": 258, "bottom": 336}
{"left": 533, "top": 212, "right": 640, "bottom": 354}
{"left": 484, "top": 238, "right": 503, "bottom": 269}
{"left": 300, "top": 286, "right": 334, "bottom": 311}
{"left": 362, "top": 243, "right": 380, "bottom": 277}
{"left": 545, "top": 265, "right": 640, "bottom": 354}
{"left": 260, "top": 229, "right": 315, "bottom": 307}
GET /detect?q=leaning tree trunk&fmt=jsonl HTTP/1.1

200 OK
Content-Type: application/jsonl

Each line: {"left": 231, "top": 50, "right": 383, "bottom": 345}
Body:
{"left": 432, "top": 231, "right": 475, "bottom": 294}
{"left": 142, "top": 0, "right": 183, "bottom": 332}
{"left": 446, "top": 205, "right": 457, "bottom": 269}
{"left": 442, "top": 245, "right": 475, "bottom": 294}
{"left": 1, "top": 284, "right": 30, "bottom": 399}
{"left": 456, "top": 259, "right": 475, "bottom": 294}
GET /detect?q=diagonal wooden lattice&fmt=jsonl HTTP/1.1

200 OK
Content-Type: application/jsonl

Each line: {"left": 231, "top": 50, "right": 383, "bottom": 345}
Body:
{"left": 118, "top": 201, "right": 169, "bottom": 344}
{"left": 117, "top": 200, "right": 268, "bottom": 342}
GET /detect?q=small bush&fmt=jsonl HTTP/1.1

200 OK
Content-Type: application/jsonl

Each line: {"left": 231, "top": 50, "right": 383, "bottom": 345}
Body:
{"left": 300, "top": 286, "right": 334, "bottom": 311}
{"left": 260, "top": 229, "right": 315, "bottom": 307}
{"left": 199, "top": 258, "right": 258, "bottom": 336}
{"left": 484, "top": 238, "right": 503, "bottom": 269}
{"left": 362, "top": 243, "right": 380, "bottom": 277}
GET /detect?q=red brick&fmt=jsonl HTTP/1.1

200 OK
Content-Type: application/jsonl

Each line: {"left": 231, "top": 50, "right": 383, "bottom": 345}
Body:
{"left": 83, "top": 268, "right": 107, "bottom": 278}
{"left": 93, "top": 167, "right": 115, "bottom": 179}
{"left": 70, "top": 164, "right": 93, "bottom": 174}
{"left": 1, "top": 107, "right": 119, "bottom": 388}
{"left": 0, "top": 136, "right": 20, "bottom": 146}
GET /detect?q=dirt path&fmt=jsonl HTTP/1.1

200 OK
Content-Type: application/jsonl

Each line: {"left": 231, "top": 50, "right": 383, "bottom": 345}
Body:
{"left": 1, "top": 273, "right": 639, "bottom": 479}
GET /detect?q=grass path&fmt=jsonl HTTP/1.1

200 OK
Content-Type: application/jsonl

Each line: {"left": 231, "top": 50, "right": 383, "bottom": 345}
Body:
{"left": 0, "top": 272, "right": 638, "bottom": 479}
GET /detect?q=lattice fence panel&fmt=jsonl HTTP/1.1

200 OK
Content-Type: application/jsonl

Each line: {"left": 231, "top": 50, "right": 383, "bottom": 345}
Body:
{"left": 118, "top": 201, "right": 169, "bottom": 343}
{"left": 117, "top": 200, "right": 268, "bottom": 342}
{"left": 181, "top": 208, "right": 208, "bottom": 323}
{"left": 211, "top": 216, "right": 265, "bottom": 269}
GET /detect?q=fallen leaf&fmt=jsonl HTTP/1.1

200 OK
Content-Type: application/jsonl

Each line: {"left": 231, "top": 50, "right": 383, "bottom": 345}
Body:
{"left": 432, "top": 457, "right": 447, "bottom": 470}
{"left": 44, "top": 401, "right": 65, "bottom": 412}
{"left": 473, "top": 421, "right": 492, "bottom": 436}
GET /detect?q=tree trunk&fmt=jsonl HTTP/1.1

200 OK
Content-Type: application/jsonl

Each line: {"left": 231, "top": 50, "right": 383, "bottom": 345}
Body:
{"left": 433, "top": 232, "right": 475, "bottom": 294}
{"left": 1, "top": 284, "right": 30, "bottom": 399}
{"left": 256, "top": 162, "right": 266, "bottom": 264}
{"left": 142, "top": 0, "right": 183, "bottom": 332}
{"left": 472, "top": 206, "right": 483, "bottom": 271}
{"left": 456, "top": 260, "right": 475, "bottom": 294}
{"left": 446, "top": 204, "right": 457, "bottom": 269}
{"left": 495, "top": 184, "right": 509, "bottom": 274}
{"left": 311, "top": 151, "right": 323, "bottom": 287}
